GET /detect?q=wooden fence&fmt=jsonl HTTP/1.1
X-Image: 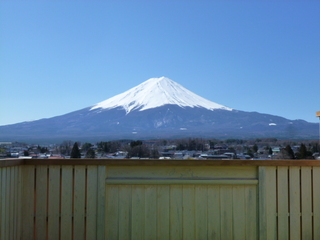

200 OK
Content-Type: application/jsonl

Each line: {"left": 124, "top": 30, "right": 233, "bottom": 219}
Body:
{"left": 0, "top": 159, "right": 320, "bottom": 240}
{"left": 21, "top": 165, "right": 106, "bottom": 240}
{"left": 0, "top": 165, "right": 21, "bottom": 240}
{"left": 259, "top": 166, "right": 320, "bottom": 240}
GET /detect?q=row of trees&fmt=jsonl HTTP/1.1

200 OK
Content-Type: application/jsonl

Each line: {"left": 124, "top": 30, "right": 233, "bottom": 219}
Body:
{"left": 70, "top": 142, "right": 96, "bottom": 158}
{"left": 175, "top": 138, "right": 207, "bottom": 151}
{"left": 67, "top": 140, "right": 160, "bottom": 159}
{"left": 126, "top": 141, "right": 159, "bottom": 158}
{"left": 53, "top": 138, "right": 319, "bottom": 159}
{"left": 277, "top": 143, "right": 314, "bottom": 159}
{"left": 58, "top": 141, "right": 97, "bottom": 158}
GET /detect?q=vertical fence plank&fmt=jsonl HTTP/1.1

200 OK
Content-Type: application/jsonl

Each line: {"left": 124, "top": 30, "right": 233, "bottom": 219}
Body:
{"left": 301, "top": 166, "right": 312, "bottom": 239}
{"left": 74, "top": 165, "right": 86, "bottom": 240}
{"left": 170, "top": 185, "right": 183, "bottom": 240}
{"left": 259, "top": 166, "right": 277, "bottom": 240}
{"left": 266, "top": 167, "right": 277, "bottom": 240}
{"left": 35, "top": 165, "right": 48, "bottom": 240}
{"left": 61, "top": 166, "right": 73, "bottom": 240}
{"left": 245, "top": 185, "right": 257, "bottom": 240}
{"left": 144, "top": 186, "right": 157, "bottom": 240}
{"left": 7, "top": 167, "right": 16, "bottom": 239}
{"left": 182, "top": 185, "right": 195, "bottom": 240}
{"left": 21, "top": 165, "right": 35, "bottom": 240}
{"left": 208, "top": 186, "right": 221, "bottom": 239}
{"left": 1, "top": 168, "right": 6, "bottom": 240}
{"left": 289, "top": 166, "right": 301, "bottom": 240}
{"left": 5, "top": 167, "right": 10, "bottom": 240}
{"left": 277, "top": 166, "right": 289, "bottom": 240}
{"left": 97, "top": 165, "right": 106, "bottom": 240}
{"left": 157, "top": 185, "right": 170, "bottom": 240}
{"left": 0, "top": 168, "right": 4, "bottom": 240}
{"left": 17, "top": 166, "right": 22, "bottom": 240}
{"left": 86, "top": 166, "right": 98, "bottom": 240}
{"left": 12, "top": 167, "right": 17, "bottom": 240}
{"left": 220, "top": 186, "right": 233, "bottom": 240}
{"left": 48, "top": 166, "right": 61, "bottom": 240}
{"left": 259, "top": 166, "right": 267, "bottom": 240}
{"left": 106, "top": 185, "right": 119, "bottom": 239}
{"left": 118, "top": 185, "right": 132, "bottom": 240}
{"left": 313, "top": 167, "right": 320, "bottom": 239}
{"left": 4, "top": 167, "right": 10, "bottom": 240}
{"left": 13, "top": 166, "right": 19, "bottom": 240}
{"left": 132, "top": 186, "right": 145, "bottom": 240}
{"left": 195, "top": 185, "right": 208, "bottom": 240}
{"left": 233, "top": 186, "right": 246, "bottom": 240}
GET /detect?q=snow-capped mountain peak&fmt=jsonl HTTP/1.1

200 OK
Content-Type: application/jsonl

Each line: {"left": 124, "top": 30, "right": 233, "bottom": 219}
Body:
{"left": 90, "top": 77, "right": 232, "bottom": 113}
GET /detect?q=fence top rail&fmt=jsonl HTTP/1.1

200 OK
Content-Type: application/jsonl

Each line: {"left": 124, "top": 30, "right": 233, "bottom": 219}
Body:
{"left": 1, "top": 158, "right": 320, "bottom": 167}
{"left": 0, "top": 159, "right": 25, "bottom": 167}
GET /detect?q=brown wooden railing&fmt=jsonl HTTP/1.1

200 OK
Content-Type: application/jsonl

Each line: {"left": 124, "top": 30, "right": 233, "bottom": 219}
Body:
{"left": 1, "top": 159, "right": 320, "bottom": 240}
{"left": 0, "top": 163, "right": 22, "bottom": 240}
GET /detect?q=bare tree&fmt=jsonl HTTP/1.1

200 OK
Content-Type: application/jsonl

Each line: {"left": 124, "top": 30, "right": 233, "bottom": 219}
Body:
{"left": 59, "top": 140, "right": 74, "bottom": 156}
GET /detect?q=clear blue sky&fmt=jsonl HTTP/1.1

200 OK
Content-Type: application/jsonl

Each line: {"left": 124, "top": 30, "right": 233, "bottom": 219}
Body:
{"left": 1, "top": 1, "right": 319, "bottom": 126}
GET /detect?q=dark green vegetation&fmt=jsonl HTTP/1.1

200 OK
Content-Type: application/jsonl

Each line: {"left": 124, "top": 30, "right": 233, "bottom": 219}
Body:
{"left": 3, "top": 137, "right": 318, "bottom": 160}
{"left": 70, "top": 142, "right": 81, "bottom": 158}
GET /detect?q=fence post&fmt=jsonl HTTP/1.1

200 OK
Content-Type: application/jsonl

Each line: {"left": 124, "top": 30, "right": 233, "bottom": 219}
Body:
{"left": 259, "top": 166, "right": 277, "bottom": 240}
{"left": 21, "top": 165, "right": 35, "bottom": 240}
{"left": 97, "top": 166, "right": 106, "bottom": 240}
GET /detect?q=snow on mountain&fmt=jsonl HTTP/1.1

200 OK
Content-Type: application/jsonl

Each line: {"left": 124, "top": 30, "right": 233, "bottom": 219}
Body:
{"left": 90, "top": 77, "right": 232, "bottom": 113}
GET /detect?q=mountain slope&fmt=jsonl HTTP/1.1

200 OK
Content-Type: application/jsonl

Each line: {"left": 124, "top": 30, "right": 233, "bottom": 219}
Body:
{"left": 91, "top": 77, "right": 232, "bottom": 113}
{"left": 0, "top": 77, "right": 317, "bottom": 142}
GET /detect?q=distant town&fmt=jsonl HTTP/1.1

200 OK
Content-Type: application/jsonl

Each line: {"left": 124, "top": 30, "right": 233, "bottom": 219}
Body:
{"left": 1, "top": 138, "right": 319, "bottom": 160}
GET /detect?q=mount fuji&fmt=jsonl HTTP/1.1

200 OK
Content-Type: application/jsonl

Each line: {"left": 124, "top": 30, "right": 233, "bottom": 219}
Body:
{"left": 0, "top": 77, "right": 317, "bottom": 142}
{"left": 90, "top": 77, "right": 232, "bottom": 113}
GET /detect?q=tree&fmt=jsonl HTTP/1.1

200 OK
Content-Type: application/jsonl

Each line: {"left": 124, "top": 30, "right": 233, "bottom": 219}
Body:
{"left": 209, "top": 140, "right": 216, "bottom": 149}
{"left": 60, "top": 140, "right": 74, "bottom": 155}
{"left": 162, "top": 140, "right": 167, "bottom": 146}
{"left": 85, "top": 148, "right": 95, "bottom": 158}
{"left": 108, "top": 141, "right": 121, "bottom": 153}
{"left": 188, "top": 139, "right": 197, "bottom": 151}
{"left": 268, "top": 147, "right": 273, "bottom": 155}
{"left": 37, "top": 145, "right": 48, "bottom": 153}
{"left": 70, "top": 142, "right": 81, "bottom": 158}
{"left": 252, "top": 144, "right": 258, "bottom": 153}
{"left": 296, "top": 143, "right": 312, "bottom": 159}
{"left": 127, "top": 144, "right": 150, "bottom": 158}
{"left": 130, "top": 140, "right": 143, "bottom": 148}
{"left": 276, "top": 145, "right": 295, "bottom": 159}
{"left": 81, "top": 143, "right": 93, "bottom": 152}
{"left": 97, "top": 141, "right": 109, "bottom": 153}
{"left": 97, "top": 141, "right": 121, "bottom": 153}
{"left": 311, "top": 142, "right": 320, "bottom": 153}
{"left": 150, "top": 148, "right": 160, "bottom": 159}
{"left": 284, "top": 145, "right": 295, "bottom": 159}
{"left": 245, "top": 149, "right": 254, "bottom": 158}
